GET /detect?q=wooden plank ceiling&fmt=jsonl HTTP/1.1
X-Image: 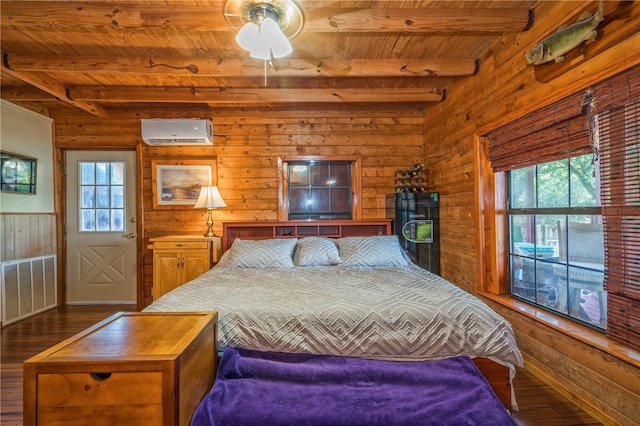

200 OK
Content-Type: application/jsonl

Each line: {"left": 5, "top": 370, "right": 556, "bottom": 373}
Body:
{"left": 1, "top": 0, "right": 537, "bottom": 116}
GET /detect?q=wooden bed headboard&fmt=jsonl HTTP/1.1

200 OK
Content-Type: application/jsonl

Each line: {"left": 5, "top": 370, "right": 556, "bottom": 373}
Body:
{"left": 222, "top": 220, "right": 392, "bottom": 251}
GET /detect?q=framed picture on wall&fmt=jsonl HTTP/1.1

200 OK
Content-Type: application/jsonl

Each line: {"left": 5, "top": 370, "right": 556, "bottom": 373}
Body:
{"left": 1, "top": 151, "right": 37, "bottom": 194}
{"left": 152, "top": 159, "right": 216, "bottom": 208}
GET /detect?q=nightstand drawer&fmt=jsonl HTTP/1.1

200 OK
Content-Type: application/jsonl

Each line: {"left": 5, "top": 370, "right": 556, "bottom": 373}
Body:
{"left": 153, "top": 241, "right": 209, "bottom": 250}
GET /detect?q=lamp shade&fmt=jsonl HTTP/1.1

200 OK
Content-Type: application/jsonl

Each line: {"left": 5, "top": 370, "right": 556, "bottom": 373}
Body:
{"left": 194, "top": 186, "right": 227, "bottom": 209}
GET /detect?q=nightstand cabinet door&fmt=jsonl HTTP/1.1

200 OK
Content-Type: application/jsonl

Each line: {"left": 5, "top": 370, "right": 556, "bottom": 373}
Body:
{"left": 153, "top": 251, "right": 183, "bottom": 298}
{"left": 182, "top": 250, "right": 211, "bottom": 283}
{"left": 150, "top": 236, "right": 221, "bottom": 300}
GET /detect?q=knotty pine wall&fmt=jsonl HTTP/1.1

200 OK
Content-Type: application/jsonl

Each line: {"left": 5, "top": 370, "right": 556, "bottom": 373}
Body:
{"left": 51, "top": 106, "right": 425, "bottom": 306}
{"left": 43, "top": 2, "right": 639, "bottom": 420}
{"left": 0, "top": 214, "right": 56, "bottom": 262}
{"left": 422, "top": 1, "right": 640, "bottom": 424}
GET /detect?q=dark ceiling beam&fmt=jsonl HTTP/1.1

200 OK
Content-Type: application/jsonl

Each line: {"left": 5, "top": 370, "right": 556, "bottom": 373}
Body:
{"left": 1, "top": 55, "right": 108, "bottom": 117}
{"left": 1, "top": 85, "right": 59, "bottom": 102}
{"left": 68, "top": 85, "right": 445, "bottom": 104}
{"left": 3, "top": 53, "right": 479, "bottom": 78}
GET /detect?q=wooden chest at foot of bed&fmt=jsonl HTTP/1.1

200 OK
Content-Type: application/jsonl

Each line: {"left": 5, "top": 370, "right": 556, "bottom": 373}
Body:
{"left": 23, "top": 311, "right": 218, "bottom": 426}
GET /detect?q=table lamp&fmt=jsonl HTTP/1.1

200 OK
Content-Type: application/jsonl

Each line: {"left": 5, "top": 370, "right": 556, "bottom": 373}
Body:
{"left": 194, "top": 186, "right": 227, "bottom": 237}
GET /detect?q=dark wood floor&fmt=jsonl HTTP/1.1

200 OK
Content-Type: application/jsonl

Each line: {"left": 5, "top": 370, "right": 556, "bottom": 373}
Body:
{"left": 1, "top": 305, "right": 601, "bottom": 426}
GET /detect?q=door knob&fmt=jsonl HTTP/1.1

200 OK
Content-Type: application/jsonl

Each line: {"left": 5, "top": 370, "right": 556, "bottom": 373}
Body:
{"left": 127, "top": 233, "right": 136, "bottom": 239}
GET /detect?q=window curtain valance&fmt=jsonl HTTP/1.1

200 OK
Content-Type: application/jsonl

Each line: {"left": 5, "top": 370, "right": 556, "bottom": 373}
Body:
{"left": 486, "top": 91, "right": 592, "bottom": 172}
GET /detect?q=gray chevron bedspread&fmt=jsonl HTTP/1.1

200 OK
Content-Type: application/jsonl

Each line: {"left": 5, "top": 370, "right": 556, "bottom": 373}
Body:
{"left": 144, "top": 258, "right": 523, "bottom": 372}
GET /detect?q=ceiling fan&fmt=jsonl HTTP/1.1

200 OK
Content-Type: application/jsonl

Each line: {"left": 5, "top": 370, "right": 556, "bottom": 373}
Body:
{"left": 224, "top": 0, "right": 355, "bottom": 85}
{"left": 224, "top": 0, "right": 304, "bottom": 58}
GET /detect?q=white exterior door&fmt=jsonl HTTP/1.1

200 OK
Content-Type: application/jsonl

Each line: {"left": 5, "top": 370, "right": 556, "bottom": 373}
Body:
{"left": 66, "top": 151, "right": 137, "bottom": 303}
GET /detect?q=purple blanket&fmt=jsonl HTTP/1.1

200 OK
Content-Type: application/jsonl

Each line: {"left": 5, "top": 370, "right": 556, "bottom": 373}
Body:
{"left": 192, "top": 348, "right": 516, "bottom": 426}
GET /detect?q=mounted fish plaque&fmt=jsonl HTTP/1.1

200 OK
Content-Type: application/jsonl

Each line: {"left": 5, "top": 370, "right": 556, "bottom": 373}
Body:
{"left": 525, "top": 1, "right": 604, "bottom": 66}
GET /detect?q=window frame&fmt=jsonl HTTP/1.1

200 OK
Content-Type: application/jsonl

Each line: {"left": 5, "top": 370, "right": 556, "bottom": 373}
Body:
{"left": 277, "top": 155, "right": 362, "bottom": 221}
{"left": 1, "top": 151, "right": 37, "bottom": 194}
{"left": 506, "top": 155, "right": 605, "bottom": 330}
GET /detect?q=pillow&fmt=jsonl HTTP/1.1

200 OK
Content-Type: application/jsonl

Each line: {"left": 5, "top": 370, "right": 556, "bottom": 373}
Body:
{"left": 337, "top": 235, "right": 409, "bottom": 267}
{"left": 222, "top": 238, "right": 298, "bottom": 268}
{"left": 293, "top": 237, "right": 342, "bottom": 266}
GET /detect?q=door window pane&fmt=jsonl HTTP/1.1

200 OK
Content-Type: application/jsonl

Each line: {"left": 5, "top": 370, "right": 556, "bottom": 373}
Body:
{"left": 96, "top": 209, "right": 110, "bottom": 231}
{"left": 96, "top": 163, "right": 109, "bottom": 185}
{"left": 82, "top": 209, "right": 95, "bottom": 231}
{"left": 111, "top": 162, "right": 124, "bottom": 185}
{"left": 81, "top": 186, "right": 95, "bottom": 208}
{"left": 96, "top": 186, "right": 110, "bottom": 208}
{"left": 81, "top": 163, "right": 95, "bottom": 185}
{"left": 111, "top": 185, "right": 124, "bottom": 208}
{"left": 79, "top": 161, "right": 125, "bottom": 232}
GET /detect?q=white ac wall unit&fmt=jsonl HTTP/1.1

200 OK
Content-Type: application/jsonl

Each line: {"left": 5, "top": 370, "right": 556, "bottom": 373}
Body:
{"left": 141, "top": 119, "right": 213, "bottom": 145}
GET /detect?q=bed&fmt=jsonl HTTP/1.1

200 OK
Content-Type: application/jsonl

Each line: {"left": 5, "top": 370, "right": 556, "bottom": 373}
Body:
{"left": 144, "top": 220, "right": 523, "bottom": 421}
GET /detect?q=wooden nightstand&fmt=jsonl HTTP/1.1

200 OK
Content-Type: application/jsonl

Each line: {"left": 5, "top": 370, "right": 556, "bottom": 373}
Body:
{"left": 149, "top": 235, "right": 222, "bottom": 300}
{"left": 23, "top": 311, "right": 218, "bottom": 426}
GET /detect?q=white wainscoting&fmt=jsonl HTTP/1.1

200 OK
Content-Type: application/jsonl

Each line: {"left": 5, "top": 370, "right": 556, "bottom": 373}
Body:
{"left": 1, "top": 255, "right": 57, "bottom": 326}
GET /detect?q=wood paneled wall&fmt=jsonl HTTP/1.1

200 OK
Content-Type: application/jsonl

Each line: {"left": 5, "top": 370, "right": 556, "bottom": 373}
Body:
{"left": 42, "top": 1, "right": 639, "bottom": 421}
{"left": 50, "top": 106, "right": 425, "bottom": 306}
{"left": 0, "top": 213, "right": 56, "bottom": 262}
{"left": 423, "top": 1, "right": 640, "bottom": 424}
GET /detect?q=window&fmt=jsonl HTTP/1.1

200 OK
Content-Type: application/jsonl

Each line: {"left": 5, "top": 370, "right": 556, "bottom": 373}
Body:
{"left": 278, "top": 156, "right": 361, "bottom": 221}
{"left": 288, "top": 161, "right": 351, "bottom": 220}
{"left": 486, "top": 64, "right": 640, "bottom": 350}
{"left": 79, "top": 161, "right": 125, "bottom": 232}
{"left": 1, "top": 151, "right": 36, "bottom": 194}
{"left": 508, "top": 154, "right": 605, "bottom": 329}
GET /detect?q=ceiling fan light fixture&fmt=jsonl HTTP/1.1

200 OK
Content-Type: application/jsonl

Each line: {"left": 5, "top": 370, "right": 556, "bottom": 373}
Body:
{"left": 225, "top": 0, "right": 302, "bottom": 59}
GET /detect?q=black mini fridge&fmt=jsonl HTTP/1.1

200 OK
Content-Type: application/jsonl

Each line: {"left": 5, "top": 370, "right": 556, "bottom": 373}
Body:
{"left": 387, "top": 192, "right": 440, "bottom": 275}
